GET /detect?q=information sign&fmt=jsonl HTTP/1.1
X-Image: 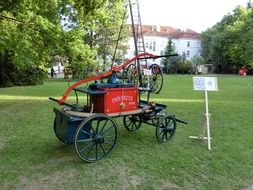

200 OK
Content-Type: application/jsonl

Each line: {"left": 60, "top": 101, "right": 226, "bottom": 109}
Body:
{"left": 190, "top": 76, "right": 218, "bottom": 150}
{"left": 193, "top": 77, "right": 218, "bottom": 91}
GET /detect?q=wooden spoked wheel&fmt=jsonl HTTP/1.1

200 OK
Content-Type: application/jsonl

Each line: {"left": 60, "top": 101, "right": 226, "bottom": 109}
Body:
{"left": 74, "top": 115, "right": 118, "bottom": 162}
{"left": 123, "top": 115, "right": 142, "bottom": 131}
{"left": 126, "top": 63, "right": 138, "bottom": 85}
{"left": 156, "top": 115, "right": 176, "bottom": 143}
{"left": 149, "top": 64, "right": 163, "bottom": 94}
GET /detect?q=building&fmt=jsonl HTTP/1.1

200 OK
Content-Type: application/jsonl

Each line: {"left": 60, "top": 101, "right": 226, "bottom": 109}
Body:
{"left": 127, "top": 25, "right": 202, "bottom": 66}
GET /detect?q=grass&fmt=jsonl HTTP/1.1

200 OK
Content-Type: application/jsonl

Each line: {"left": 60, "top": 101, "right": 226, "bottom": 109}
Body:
{"left": 0, "top": 75, "right": 253, "bottom": 190}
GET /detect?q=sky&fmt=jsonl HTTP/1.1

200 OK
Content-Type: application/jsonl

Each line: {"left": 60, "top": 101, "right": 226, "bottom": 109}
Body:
{"left": 133, "top": 0, "right": 250, "bottom": 33}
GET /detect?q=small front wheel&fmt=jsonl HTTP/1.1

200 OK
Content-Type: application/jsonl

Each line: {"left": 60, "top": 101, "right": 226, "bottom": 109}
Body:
{"left": 123, "top": 115, "right": 142, "bottom": 131}
{"left": 74, "top": 115, "right": 118, "bottom": 162}
{"left": 156, "top": 115, "right": 176, "bottom": 143}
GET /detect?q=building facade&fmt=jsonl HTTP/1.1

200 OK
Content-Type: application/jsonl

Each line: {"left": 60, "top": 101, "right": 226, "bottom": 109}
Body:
{"left": 127, "top": 25, "right": 202, "bottom": 66}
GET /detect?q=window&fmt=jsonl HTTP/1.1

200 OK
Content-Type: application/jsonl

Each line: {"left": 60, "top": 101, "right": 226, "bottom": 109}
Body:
{"left": 153, "top": 41, "right": 156, "bottom": 51}
{"left": 186, "top": 51, "right": 190, "bottom": 57}
{"left": 197, "top": 42, "right": 201, "bottom": 47}
{"left": 187, "top": 41, "right": 190, "bottom": 47}
{"left": 145, "top": 39, "right": 156, "bottom": 52}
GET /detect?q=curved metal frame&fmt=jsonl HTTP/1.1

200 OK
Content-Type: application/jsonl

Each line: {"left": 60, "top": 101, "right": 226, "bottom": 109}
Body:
{"left": 58, "top": 53, "right": 157, "bottom": 105}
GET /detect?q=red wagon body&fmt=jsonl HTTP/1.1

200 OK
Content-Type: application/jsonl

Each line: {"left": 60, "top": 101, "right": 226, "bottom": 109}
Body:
{"left": 90, "top": 87, "right": 139, "bottom": 114}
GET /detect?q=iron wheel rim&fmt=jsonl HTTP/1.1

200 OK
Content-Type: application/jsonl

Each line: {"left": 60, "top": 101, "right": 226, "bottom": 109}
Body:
{"left": 123, "top": 115, "right": 142, "bottom": 131}
{"left": 126, "top": 63, "right": 138, "bottom": 85}
{"left": 74, "top": 115, "right": 118, "bottom": 162}
{"left": 149, "top": 64, "right": 163, "bottom": 94}
{"left": 156, "top": 115, "right": 176, "bottom": 143}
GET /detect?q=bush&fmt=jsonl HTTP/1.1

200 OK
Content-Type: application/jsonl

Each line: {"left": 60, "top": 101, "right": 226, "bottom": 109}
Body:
{"left": 9, "top": 67, "right": 47, "bottom": 86}
{"left": 178, "top": 60, "right": 192, "bottom": 74}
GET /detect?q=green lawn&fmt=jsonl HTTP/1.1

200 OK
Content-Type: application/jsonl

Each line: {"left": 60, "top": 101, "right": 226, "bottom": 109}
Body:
{"left": 0, "top": 75, "right": 253, "bottom": 189}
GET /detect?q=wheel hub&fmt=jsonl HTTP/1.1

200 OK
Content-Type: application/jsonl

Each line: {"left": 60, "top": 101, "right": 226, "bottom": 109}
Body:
{"left": 94, "top": 135, "right": 104, "bottom": 144}
{"left": 163, "top": 126, "right": 173, "bottom": 133}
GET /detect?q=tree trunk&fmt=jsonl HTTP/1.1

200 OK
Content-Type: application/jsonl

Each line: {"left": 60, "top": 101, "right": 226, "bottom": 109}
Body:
{"left": 0, "top": 50, "right": 5, "bottom": 86}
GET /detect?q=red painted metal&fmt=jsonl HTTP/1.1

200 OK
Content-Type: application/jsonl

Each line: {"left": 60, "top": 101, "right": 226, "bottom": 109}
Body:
{"left": 238, "top": 67, "right": 248, "bottom": 76}
{"left": 90, "top": 87, "right": 139, "bottom": 113}
{"left": 58, "top": 52, "right": 157, "bottom": 105}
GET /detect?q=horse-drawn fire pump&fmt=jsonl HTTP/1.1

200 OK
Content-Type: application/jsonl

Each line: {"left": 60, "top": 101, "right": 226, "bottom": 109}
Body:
{"left": 49, "top": 52, "right": 187, "bottom": 162}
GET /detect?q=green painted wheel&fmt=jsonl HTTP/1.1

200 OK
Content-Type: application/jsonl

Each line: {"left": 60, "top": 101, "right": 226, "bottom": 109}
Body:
{"left": 123, "top": 115, "right": 142, "bottom": 131}
{"left": 74, "top": 115, "right": 118, "bottom": 162}
{"left": 149, "top": 64, "right": 163, "bottom": 94}
{"left": 156, "top": 115, "right": 176, "bottom": 143}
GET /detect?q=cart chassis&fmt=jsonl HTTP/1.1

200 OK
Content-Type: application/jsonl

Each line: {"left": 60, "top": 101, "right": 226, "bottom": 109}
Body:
{"left": 50, "top": 53, "right": 186, "bottom": 162}
{"left": 53, "top": 99, "right": 185, "bottom": 162}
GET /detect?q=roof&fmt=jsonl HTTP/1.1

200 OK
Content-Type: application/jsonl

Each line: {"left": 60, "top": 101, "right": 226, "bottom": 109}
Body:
{"left": 129, "top": 25, "right": 200, "bottom": 39}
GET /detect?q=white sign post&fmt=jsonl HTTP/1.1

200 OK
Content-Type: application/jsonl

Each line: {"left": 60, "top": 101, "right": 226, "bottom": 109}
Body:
{"left": 190, "top": 77, "right": 218, "bottom": 150}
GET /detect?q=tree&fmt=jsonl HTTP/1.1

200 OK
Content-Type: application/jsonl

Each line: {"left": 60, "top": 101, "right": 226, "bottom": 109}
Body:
{"left": 200, "top": 28, "right": 214, "bottom": 65}
{"left": 161, "top": 38, "right": 176, "bottom": 73}
{"left": 191, "top": 55, "right": 205, "bottom": 74}
{"left": 247, "top": 0, "right": 253, "bottom": 8}
{"left": 58, "top": 0, "right": 129, "bottom": 78}
{"left": 0, "top": 0, "right": 64, "bottom": 86}
{"left": 201, "top": 4, "right": 253, "bottom": 73}
{"left": 0, "top": 0, "right": 129, "bottom": 85}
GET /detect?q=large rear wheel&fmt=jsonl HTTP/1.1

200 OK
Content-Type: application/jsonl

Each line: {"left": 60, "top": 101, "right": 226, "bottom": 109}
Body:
{"left": 74, "top": 115, "right": 118, "bottom": 162}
